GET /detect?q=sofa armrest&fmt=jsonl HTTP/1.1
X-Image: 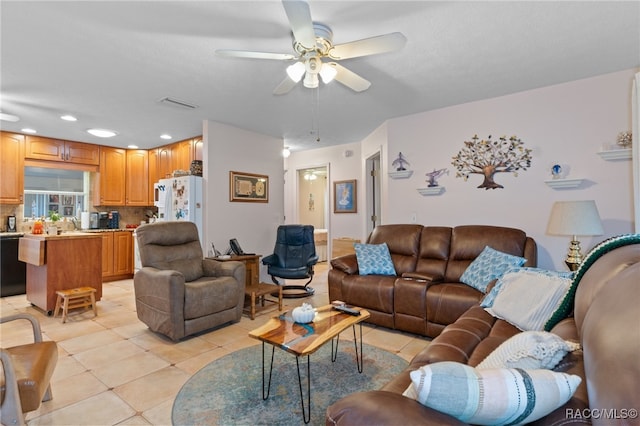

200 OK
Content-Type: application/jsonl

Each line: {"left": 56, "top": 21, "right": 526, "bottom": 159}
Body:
{"left": 330, "top": 254, "right": 359, "bottom": 275}
{"left": 134, "top": 267, "right": 186, "bottom": 311}
{"left": 203, "top": 258, "right": 245, "bottom": 279}
{"left": 326, "top": 391, "right": 467, "bottom": 426}
{"left": 401, "top": 272, "right": 444, "bottom": 283}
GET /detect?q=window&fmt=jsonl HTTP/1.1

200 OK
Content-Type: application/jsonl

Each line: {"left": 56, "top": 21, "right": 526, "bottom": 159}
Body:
{"left": 23, "top": 167, "right": 88, "bottom": 219}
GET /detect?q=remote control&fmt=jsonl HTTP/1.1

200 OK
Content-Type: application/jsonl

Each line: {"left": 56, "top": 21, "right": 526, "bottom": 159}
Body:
{"left": 333, "top": 305, "right": 360, "bottom": 316}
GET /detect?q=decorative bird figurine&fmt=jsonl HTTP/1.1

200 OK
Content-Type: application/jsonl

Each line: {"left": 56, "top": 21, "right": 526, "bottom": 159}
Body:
{"left": 425, "top": 168, "right": 448, "bottom": 187}
{"left": 392, "top": 152, "right": 410, "bottom": 171}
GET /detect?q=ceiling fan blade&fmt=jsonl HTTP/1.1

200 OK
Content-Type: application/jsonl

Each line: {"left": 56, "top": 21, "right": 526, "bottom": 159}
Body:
{"left": 215, "top": 49, "right": 295, "bottom": 61}
{"left": 331, "top": 63, "right": 371, "bottom": 92}
{"left": 273, "top": 76, "right": 298, "bottom": 95}
{"left": 329, "top": 32, "right": 407, "bottom": 60}
{"left": 282, "top": 0, "right": 316, "bottom": 49}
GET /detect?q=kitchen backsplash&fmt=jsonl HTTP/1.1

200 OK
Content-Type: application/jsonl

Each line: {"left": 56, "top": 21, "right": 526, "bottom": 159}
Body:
{"left": 0, "top": 203, "right": 157, "bottom": 233}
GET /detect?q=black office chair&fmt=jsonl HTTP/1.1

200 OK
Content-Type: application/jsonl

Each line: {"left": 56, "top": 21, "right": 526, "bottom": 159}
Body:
{"left": 262, "top": 224, "right": 319, "bottom": 298}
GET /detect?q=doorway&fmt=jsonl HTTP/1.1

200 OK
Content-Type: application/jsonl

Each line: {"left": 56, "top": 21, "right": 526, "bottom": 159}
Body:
{"left": 297, "top": 165, "right": 329, "bottom": 261}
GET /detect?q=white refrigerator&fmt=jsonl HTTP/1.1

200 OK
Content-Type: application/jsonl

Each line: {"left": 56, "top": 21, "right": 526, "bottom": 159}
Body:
{"left": 154, "top": 175, "right": 204, "bottom": 248}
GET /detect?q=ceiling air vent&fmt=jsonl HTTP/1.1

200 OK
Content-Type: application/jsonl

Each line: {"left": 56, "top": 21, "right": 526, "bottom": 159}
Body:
{"left": 158, "top": 97, "right": 198, "bottom": 110}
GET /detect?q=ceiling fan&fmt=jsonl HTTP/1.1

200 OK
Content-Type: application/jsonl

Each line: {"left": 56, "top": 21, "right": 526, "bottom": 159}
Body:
{"left": 215, "top": 0, "right": 407, "bottom": 95}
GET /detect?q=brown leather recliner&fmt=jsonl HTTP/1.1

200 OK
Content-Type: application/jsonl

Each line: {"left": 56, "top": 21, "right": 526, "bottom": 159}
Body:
{"left": 134, "top": 221, "right": 246, "bottom": 341}
{"left": 1, "top": 313, "right": 58, "bottom": 426}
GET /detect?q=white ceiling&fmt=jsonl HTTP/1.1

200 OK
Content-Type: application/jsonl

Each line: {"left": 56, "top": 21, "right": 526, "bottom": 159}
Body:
{"left": 1, "top": 1, "right": 639, "bottom": 153}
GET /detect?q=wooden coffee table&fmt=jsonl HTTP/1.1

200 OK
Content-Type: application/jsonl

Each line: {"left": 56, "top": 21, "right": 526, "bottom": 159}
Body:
{"left": 248, "top": 304, "right": 370, "bottom": 424}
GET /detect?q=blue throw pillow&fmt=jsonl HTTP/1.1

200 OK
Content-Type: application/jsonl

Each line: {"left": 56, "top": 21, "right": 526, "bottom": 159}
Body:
{"left": 460, "top": 246, "right": 526, "bottom": 292}
{"left": 354, "top": 243, "right": 396, "bottom": 276}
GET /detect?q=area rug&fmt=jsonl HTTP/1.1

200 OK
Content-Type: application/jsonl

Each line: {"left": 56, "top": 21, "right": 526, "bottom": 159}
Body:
{"left": 172, "top": 342, "right": 408, "bottom": 425}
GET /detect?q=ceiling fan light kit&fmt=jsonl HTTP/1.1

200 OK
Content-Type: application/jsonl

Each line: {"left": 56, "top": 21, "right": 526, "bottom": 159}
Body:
{"left": 216, "top": 0, "right": 406, "bottom": 95}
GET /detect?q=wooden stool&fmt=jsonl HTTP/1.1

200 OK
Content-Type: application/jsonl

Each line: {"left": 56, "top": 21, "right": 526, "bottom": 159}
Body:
{"left": 244, "top": 282, "right": 283, "bottom": 320}
{"left": 54, "top": 287, "right": 97, "bottom": 323}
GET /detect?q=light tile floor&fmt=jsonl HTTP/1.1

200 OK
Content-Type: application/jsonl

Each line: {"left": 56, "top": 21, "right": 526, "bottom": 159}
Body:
{"left": 1, "top": 263, "right": 431, "bottom": 425}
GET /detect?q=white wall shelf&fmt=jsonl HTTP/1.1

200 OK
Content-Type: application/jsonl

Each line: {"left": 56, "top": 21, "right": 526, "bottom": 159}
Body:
{"left": 544, "top": 178, "right": 584, "bottom": 189}
{"left": 388, "top": 170, "right": 413, "bottom": 179}
{"left": 597, "top": 149, "right": 632, "bottom": 161}
{"left": 417, "top": 187, "right": 445, "bottom": 196}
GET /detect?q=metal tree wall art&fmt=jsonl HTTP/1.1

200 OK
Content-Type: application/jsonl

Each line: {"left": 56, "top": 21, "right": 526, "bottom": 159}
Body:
{"left": 451, "top": 135, "right": 532, "bottom": 190}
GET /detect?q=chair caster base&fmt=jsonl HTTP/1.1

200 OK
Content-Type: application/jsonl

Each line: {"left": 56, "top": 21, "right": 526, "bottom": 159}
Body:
{"left": 280, "top": 285, "right": 315, "bottom": 299}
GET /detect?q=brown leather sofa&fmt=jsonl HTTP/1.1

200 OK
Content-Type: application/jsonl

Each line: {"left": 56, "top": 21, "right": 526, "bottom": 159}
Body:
{"left": 329, "top": 224, "right": 537, "bottom": 337}
{"left": 327, "top": 234, "right": 640, "bottom": 425}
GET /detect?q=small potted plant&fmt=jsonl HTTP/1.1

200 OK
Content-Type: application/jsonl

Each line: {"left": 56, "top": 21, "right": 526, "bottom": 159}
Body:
{"left": 48, "top": 210, "right": 61, "bottom": 235}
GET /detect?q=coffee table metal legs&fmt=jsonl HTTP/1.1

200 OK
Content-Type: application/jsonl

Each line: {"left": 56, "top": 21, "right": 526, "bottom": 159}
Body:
{"left": 260, "top": 323, "right": 364, "bottom": 424}
{"left": 331, "top": 324, "right": 364, "bottom": 373}
{"left": 295, "top": 355, "right": 311, "bottom": 424}
{"left": 261, "top": 343, "right": 275, "bottom": 400}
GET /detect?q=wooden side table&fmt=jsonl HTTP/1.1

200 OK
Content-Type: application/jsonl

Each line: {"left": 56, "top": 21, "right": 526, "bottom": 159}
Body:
{"left": 245, "top": 282, "right": 283, "bottom": 320}
{"left": 210, "top": 254, "right": 283, "bottom": 319}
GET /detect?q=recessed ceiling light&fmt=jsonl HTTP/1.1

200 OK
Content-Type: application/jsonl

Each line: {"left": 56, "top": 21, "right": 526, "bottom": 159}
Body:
{"left": 21, "top": 128, "right": 37, "bottom": 134}
{"left": 60, "top": 115, "right": 77, "bottom": 121}
{"left": 0, "top": 112, "right": 20, "bottom": 122}
{"left": 160, "top": 134, "right": 172, "bottom": 140}
{"left": 87, "top": 128, "right": 117, "bottom": 138}
{"left": 127, "top": 144, "right": 139, "bottom": 149}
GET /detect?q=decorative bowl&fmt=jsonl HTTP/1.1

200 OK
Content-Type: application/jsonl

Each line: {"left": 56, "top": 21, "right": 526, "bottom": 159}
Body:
{"left": 292, "top": 304, "right": 315, "bottom": 323}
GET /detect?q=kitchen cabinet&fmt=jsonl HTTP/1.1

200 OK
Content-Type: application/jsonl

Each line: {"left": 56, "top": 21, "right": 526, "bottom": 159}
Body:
{"left": 98, "top": 148, "right": 150, "bottom": 206}
{"left": 171, "top": 139, "right": 192, "bottom": 172}
{"left": 101, "top": 231, "right": 133, "bottom": 281}
{"left": 25, "top": 136, "right": 99, "bottom": 165}
{"left": 125, "top": 149, "right": 149, "bottom": 206}
{"left": 148, "top": 148, "right": 158, "bottom": 203}
{"left": 0, "top": 132, "right": 25, "bottom": 204}
{"left": 97, "top": 147, "right": 126, "bottom": 205}
{"left": 157, "top": 145, "right": 172, "bottom": 180}
{"left": 193, "top": 137, "right": 203, "bottom": 161}
{"left": 151, "top": 136, "right": 203, "bottom": 183}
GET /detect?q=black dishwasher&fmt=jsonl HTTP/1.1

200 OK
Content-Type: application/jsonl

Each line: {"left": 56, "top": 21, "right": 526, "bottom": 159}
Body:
{"left": 1, "top": 234, "right": 27, "bottom": 297}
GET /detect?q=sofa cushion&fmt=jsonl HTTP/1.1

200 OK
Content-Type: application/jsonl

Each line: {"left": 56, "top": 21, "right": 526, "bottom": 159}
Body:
{"left": 403, "top": 361, "right": 581, "bottom": 425}
{"left": 476, "top": 331, "right": 580, "bottom": 370}
{"left": 485, "top": 268, "right": 572, "bottom": 331}
{"left": 481, "top": 267, "right": 573, "bottom": 309}
{"left": 354, "top": 243, "right": 396, "bottom": 275}
{"left": 460, "top": 246, "right": 526, "bottom": 292}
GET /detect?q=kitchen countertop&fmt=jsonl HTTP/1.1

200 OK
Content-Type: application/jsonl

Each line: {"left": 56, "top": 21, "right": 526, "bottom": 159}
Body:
{"left": 21, "top": 232, "right": 103, "bottom": 240}
{"left": 0, "top": 232, "right": 25, "bottom": 238}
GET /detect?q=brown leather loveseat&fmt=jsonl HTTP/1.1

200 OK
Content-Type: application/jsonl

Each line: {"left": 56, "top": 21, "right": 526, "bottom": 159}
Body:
{"left": 329, "top": 224, "right": 537, "bottom": 338}
{"left": 327, "top": 234, "right": 640, "bottom": 425}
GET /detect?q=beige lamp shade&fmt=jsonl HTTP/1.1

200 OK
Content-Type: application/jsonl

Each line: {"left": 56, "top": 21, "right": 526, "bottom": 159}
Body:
{"left": 547, "top": 200, "right": 604, "bottom": 237}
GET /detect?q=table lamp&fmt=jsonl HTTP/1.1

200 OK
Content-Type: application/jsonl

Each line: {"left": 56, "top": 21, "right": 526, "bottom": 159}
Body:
{"left": 546, "top": 200, "right": 604, "bottom": 271}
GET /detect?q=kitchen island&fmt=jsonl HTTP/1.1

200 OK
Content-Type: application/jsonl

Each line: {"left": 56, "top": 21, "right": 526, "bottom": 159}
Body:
{"left": 19, "top": 232, "right": 102, "bottom": 314}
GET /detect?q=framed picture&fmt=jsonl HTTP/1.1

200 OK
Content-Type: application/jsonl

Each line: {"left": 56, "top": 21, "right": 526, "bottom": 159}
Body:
{"left": 334, "top": 179, "right": 357, "bottom": 213}
{"left": 229, "top": 171, "right": 269, "bottom": 202}
{"left": 63, "top": 206, "right": 73, "bottom": 216}
{"left": 49, "top": 194, "right": 59, "bottom": 203}
{"left": 48, "top": 204, "right": 59, "bottom": 213}
{"left": 62, "top": 195, "right": 74, "bottom": 206}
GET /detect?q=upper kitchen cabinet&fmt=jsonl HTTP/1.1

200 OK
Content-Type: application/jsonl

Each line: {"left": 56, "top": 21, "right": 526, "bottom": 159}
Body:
{"left": 193, "top": 137, "right": 203, "bottom": 161}
{"left": 148, "top": 148, "right": 158, "bottom": 203}
{"left": 97, "top": 147, "right": 150, "bottom": 207}
{"left": 125, "top": 149, "right": 149, "bottom": 206}
{"left": 171, "top": 139, "right": 192, "bottom": 173}
{"left": 25, "top": 136, "right": 99, "bottom": 165}
{"left": 97, "top": 147, "right": 126, "bottom": 206}
{"left": 0, "top": 132, "right": 25, "bottom": 204}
